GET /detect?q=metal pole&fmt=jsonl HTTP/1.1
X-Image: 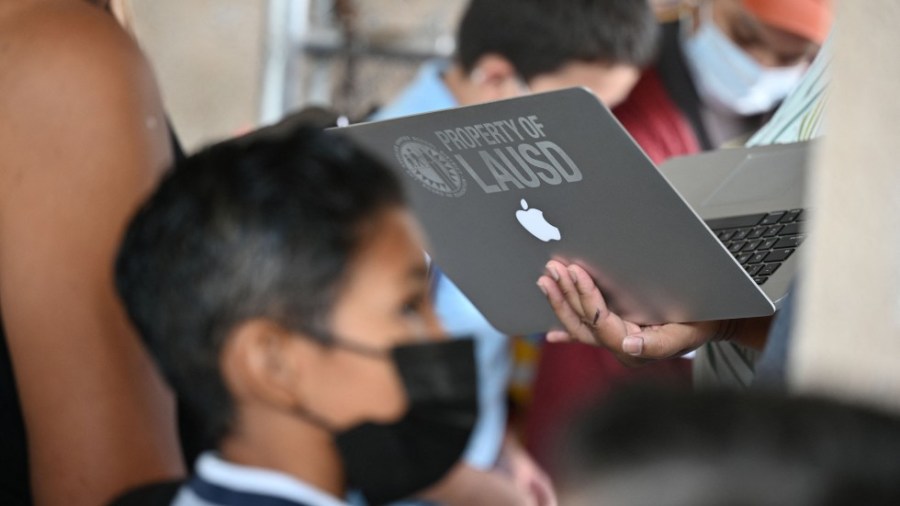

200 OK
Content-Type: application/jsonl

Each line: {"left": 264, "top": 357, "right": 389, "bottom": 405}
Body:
{"left": 259, "top": 0, "right": 311, "bottom": 124}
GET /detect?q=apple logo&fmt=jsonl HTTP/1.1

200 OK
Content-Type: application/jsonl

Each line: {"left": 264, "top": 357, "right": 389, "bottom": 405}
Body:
{"left": 516, "top": 199, "right": 561, "bottom": 242}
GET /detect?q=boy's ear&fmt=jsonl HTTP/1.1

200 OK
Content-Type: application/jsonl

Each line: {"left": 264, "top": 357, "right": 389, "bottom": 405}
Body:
{"left": 469, "top": 53, "right": 525, "bottom": 102}
{"left": 220, "top": 320, "right": 312, "bottom": 410}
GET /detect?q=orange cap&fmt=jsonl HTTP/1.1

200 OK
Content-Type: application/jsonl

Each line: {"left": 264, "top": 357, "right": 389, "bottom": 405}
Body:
{"left": 742, "top": 0, "right": 833, "bottom": 44}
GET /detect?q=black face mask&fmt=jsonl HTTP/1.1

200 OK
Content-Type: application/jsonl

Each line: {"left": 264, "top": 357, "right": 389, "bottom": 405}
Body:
{"left": 299, "top": 336, "right": 478, "bottom": 506}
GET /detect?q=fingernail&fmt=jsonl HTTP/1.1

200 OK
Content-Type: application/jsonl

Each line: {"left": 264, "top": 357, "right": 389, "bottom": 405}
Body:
{"left": 537, "top": 280, "right": 548, "bottom": 296}
{"left": 546, "top": 331, "right": 567, "bottom": 342}
{"left": 623, "top": 336, "right": 643, "bottom": 356}
{"left": 546, "top": 263, "right": 560, "bottom": 281}
{"left": 567, "top": 266, "right": 578, "bottom": 284}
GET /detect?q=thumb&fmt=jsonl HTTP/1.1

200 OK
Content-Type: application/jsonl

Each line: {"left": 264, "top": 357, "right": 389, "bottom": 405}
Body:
{"left": 622, "top": 324, "right": 707, "bottom": 360}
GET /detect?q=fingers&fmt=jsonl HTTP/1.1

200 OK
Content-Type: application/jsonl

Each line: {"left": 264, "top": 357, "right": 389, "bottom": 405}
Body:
{"left": 545, "top": 330, "right": 572, "bottom": 343}
{"left": 538, "top": 262, "right": 720, "bottom": 366}
{"left": 537, "top": 262, "right": 630, "bottom": 350}
{"left": 528, "top": 470, "right": 557, "bottom": 506}
{"left": 544, "top": 260, "right": 585, "bottom": 318}
{"left": 564, "top": 264, "right": 636, "bottom": 353}
{"left": 542, "top": 260, "right": 614, "bottom": 338}
{"left": 565, "top": 264, "right": 604, "bottom": 324}
{"left": 622, "top": 335, "right": 645, "bottom": 356}
{"left": 625, "top": 321, "right": 717, "bottom": 360}
{"left": 537, "top": 274, "right": 598, "bottom": 345}
{"left": 538, "top": 268, "right": 640, "bottom": 363}
{"left": 564, "top": 264, "right": 624, "bottom": 338}
{"left": 506, "top": 440, "right": 557, "bottom": 506}
{"left": 513, "top": 469, "right": 538, "bottom": 506}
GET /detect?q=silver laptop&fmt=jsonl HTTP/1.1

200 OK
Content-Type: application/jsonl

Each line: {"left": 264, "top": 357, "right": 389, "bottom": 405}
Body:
{"left": 338, "top": 88, "right": 809, "bottom": 335}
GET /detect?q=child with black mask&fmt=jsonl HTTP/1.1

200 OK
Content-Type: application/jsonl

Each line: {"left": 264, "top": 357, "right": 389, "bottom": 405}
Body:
{"left": 113, "top": 123, "right": 478, "bottom": 506}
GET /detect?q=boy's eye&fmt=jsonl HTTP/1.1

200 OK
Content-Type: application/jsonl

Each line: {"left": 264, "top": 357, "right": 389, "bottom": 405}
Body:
{"left": 733, "top": 26, "right": 758, "bottom": 49}
{"left": 401, "top": 294, "right": 426, "bottom": 317}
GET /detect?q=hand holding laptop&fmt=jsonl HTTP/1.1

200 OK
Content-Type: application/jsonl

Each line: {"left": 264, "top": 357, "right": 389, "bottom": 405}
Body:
{"left": 538, "top": 260, "right": 720, "bottom": 366}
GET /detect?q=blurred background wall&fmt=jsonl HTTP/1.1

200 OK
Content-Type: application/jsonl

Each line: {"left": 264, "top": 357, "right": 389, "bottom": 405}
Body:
{"left": 130, "top": 0, "right": 682, "bottom": 152}
{"left": 131, "top": 0, "right": 267, "bottom": 151}
{"left": 131, "top": 0, "right": 467, "bottom": 151}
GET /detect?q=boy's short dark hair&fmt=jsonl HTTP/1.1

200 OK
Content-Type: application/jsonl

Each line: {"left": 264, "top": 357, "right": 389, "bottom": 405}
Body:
{"left": 115, "top": 124, "right": 404, "bottom": 444}
{"left": 456, "top": 0, "right": 659, "bottom": 81}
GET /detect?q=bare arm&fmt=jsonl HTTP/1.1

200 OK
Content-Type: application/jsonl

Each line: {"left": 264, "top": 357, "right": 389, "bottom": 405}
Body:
{"left": 419, "top": 463, "right": 528, "bottom": 506}
{"left": 0, "top": 3, "right": 182, "bottom": 504}
{"left": 419, "top": 434, "right": 556, "bottom": 506}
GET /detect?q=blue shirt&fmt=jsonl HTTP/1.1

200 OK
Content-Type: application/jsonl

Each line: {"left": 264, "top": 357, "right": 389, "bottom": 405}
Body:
{"left": 369, "top": 60, "right": 510, "bottom": 471}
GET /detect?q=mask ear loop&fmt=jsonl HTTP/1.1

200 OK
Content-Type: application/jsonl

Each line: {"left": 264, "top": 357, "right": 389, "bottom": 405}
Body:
{"left": 303, "top": 326, "right": 391, "bottom": 359}
{"left": 332, "top": 338, "right": 391, "bottom": 359}
{"left": 679, "top": 0, "right": 707, "bottom": 39}
{"left": 285, "top": 328, "right": 392, "bottom": 432}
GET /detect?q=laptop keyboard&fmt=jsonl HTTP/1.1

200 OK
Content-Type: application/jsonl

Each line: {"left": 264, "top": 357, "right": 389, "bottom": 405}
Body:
{"left": 706, "top": 209, "right": 806, "bottom": 286}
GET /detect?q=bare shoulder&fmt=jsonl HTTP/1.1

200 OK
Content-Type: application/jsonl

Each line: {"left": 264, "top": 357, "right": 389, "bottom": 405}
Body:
{"left": 0, "top": 0, "right": 169, "bottom": 199}
{"left": 0, "top": 8, "right": 183, "bottom": 505}
{"left": 0, "top": 0, "right": 146, "bottom": 77}
{"left": 0, "top": 0, "right": 161, "bottom": 109}
{"left": 0, "top": 0, "right": 172, "bottom": 254}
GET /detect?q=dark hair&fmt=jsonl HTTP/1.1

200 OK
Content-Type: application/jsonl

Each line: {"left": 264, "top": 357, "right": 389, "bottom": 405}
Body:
{"left": 278, "top": 106, "right": 343, "bottom": 129}
{"left": 456, "top": 0, "right": 659, "bottom": 81}
{"left": 556, "top": 388, "right": 900, "bottom": 506}
{"left": 115, "top": 124, "right": 404, "bottom": 444}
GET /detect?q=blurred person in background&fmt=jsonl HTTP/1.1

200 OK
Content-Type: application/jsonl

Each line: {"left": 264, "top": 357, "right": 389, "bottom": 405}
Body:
{"left": 651, "top": 0, "right": 831, "bottom": 149}
{"left": 556, "top": 387, "right": 900, "bottom": 506}
{"left": 0, "top": 0, "right": 185, "bottom": 504}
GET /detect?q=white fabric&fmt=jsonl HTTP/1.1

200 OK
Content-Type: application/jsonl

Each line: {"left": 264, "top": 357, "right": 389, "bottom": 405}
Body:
{"left": 171, "top": 452, "right": 349, "bottom": 506}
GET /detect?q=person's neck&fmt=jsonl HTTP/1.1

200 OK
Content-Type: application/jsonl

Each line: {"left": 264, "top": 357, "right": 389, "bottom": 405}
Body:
{"left": 442, "top": 63, "right": 478, "bottom": 107}
{"left": 220, "top": 408, "right": 345, "bottom": 499}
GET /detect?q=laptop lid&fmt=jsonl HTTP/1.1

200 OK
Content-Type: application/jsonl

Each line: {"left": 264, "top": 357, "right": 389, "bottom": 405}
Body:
{"left": 339, "top": 87, "right": 775, "bottom": 335}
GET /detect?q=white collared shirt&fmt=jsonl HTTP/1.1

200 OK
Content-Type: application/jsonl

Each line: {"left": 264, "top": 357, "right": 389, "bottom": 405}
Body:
{"left": 171, "top": 452, "right": 349, "bottom": 506}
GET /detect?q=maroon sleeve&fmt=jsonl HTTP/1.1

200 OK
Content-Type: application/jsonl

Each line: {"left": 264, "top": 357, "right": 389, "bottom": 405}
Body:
{"left": 613, "top": 68, "right": 701, "bottom": 164}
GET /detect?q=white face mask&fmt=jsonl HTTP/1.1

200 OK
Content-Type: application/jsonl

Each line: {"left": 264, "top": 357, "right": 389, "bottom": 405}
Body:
{"left": 681, "top": 5, "right": 807, "bottom": 116}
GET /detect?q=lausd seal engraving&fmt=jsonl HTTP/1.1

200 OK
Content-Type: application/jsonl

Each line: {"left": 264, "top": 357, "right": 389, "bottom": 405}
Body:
{"left": 394, "top": 136, "right": 467, "bottom": 197}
